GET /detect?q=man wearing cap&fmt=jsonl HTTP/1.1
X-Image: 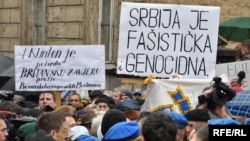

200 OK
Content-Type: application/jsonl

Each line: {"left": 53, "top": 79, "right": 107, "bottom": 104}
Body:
{"left": 184, "top": 109, "right": 210, "bottom": 141}
{"left": 94, "top": 98, "right": 111, "bottom": 112}
{"left": 240, "top": 39, "right": 250, "bottom": 60}
{"left": 120, "top": 91, "right": 133, "bottom": 102}
{"left": 166, "top": 111, "right": 188, "bottom": 141}
{"left": 104, "top": 121, "right": 142, "bottom": 141}
{"left": 132, "top": 89, "right": 145, "bottom": 107}
{"left": 115, "top": 99, "right": 141, "bottom": 121}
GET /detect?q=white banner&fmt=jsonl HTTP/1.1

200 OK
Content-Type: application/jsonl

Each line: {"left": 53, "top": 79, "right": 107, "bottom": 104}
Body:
{"left": 15, "top": 45, "right": 105, "bottom": 91}
{"left": 216, "top": 60, "right": 250, "bottom": 90}
{"left": 140, "top": 79, "right": 211, "bottom": 114}
{"left": 117, "top": 2, "right": 220, "bottom": 79}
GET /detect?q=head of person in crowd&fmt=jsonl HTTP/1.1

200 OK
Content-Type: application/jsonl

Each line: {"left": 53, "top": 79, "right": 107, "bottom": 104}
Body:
{"left": 84, "top": 103, "right": 99, "bottom": 112}
{"left": 89, "top": 90, "right": 104, "bottom": 104}
{"left": 142, "top": 112, "right": 177, "bottom": 141}
{"left": 17, "top": 122, "right": 36, "bottom": 141}
{"left": 17, "top": 108, "right": 44, "bottom": 139}
{"left": 79, "top": 110, "right": 97, "bottom": 133}
{"left": 166, "top": 111, "right": 188, "bottom": 141}
{"left": 94, "top": 98, "right": 110, "bottom": 112}
{"left": 104, "top": 121, "right": 142, "bottom": 141}
{"left": 115, "top": 99, "right": 141, "bottom": 121}
{"left": 132, "top": 89, "right": 145, "bottom": 107}
{"left": 24, "top": 129, "right": 56, "bottom": 141}
{"left": 190, "top": 118, "right": 241, "bottom": 141}
{"left": 240, "top": 39, "right": 250, "bottom": 60}
{"left": 68, "top": 92, "right": 84, "bottom": 110}
{"left": 189, "top": 125, "right": 208, "bottom": 141}
{"left": 132, "top": 89, "right": 143, "bottom": 100}
{"left": 35, "top": 112, "right": 72, "bottom": 141}
{"left": 112, "top": 86, "right": 128, "bottom": 105}
{"left": 120, "top": 91, "right": 133, "bottom": 102}
{"left": 184, "top": 109, "right": 210, "bottom": 140}
{"left": 0, "top": 112, "right": 8, "bottom": 141}
{"left": 38, "top": 91, "right": 56, "bottom": 111}
{"left": 67, "top": 125, "right": 99, "bottom": 141}
{"left": 103, "top": 90, "right": 114, "bottom": 98}
{"left": 54, "top": 105, "right": 78, "bottom": 121}
{"left": 101, "top": 109, "right": 127, "bottom": 137}
{"left": 53, "top": 106, "right": 77, "bottom": 130}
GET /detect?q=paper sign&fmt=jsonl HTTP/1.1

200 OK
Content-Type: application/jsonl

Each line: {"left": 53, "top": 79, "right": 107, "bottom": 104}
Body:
{"left": 117, "top": 2, "right": 220, "bottom": 79}
{"left": 216, "top": 60, "right": 250, "bottom": 90}
{"left": 15, "top": 45, "right": 105, "bottom": 91}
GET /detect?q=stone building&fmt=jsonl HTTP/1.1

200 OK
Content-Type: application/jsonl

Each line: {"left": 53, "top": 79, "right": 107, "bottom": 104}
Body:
{"left": 0, "top": 0, "right": 249, "bottom": 90}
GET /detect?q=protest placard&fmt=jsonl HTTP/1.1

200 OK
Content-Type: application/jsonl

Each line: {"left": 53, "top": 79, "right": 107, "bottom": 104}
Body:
{"left": 216, "top": 60, "right": 250, "bottom": 90}
{"left": 117, "top": 2, "right": 220, "bottom": 79}
{"left": 15, "top": 45, "right": 105, "bottom": 91}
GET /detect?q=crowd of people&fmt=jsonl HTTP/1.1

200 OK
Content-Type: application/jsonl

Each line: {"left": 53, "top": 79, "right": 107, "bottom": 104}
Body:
{"left": 0, "top": 39, "right": 249, "bottom": 141}
{"left": 0, "top": 79, "right": 248, "bottom": 141}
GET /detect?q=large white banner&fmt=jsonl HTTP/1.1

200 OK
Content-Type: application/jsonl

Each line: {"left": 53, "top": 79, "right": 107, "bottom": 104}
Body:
{"left": 216, "top": 60, "right": 250, "bottom": 90}
{"left": 117, "top": 2, "right": 220, "bottom": 79}
{"left": 140, "top": 79, "right": 211, "bottom": 114}
{"left": 15, "top": 45, "right": 105, "bottom": 91}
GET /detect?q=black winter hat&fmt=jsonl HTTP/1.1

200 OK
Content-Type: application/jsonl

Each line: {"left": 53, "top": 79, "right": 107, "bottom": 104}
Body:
{"left": 101, "top": 109, "right": 126, "bottom": 136}
{"left": 184, "top": 109, "right": 210, "bottom": 122}
{"left": 94, "top": 98, "right": 110, "bottom": 108}
{"left": 89, "top": 90, "right": 104, "bottom": 98}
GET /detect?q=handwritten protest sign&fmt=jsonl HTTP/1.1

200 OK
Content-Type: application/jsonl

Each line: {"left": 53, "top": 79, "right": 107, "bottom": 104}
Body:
{"left": 216, "top": 60, "right": 250, "bottom": 90}
{"left": 15, "top": 45, "right": 105, "bottom": 91}
{"left": 117, "top": 2, "right": 220, "bottom": 79}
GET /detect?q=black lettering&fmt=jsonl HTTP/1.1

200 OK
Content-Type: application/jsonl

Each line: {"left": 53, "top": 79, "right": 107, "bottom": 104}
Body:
{"left": 129, "top": 8, "right": 139, "bottom": 26}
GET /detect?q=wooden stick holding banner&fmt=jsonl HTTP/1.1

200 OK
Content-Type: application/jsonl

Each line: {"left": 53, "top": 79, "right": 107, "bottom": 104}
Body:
{"left": 54, "top": 91, "right": 62, "bottom": 109}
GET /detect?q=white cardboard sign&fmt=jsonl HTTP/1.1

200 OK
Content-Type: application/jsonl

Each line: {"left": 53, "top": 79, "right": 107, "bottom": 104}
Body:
{"left": 15, "top": 45, "right": 105, "bottom": 91}
{"left": 118, "top": 2, "right": 220, "bottom": 79}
